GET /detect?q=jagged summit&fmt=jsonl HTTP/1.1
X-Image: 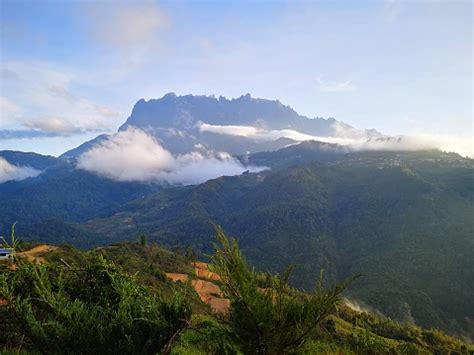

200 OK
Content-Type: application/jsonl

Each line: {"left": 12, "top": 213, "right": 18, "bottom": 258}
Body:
{"left": 60, "top": 93, "right": 382, "bottom": 158}
{"left": 119, "top": 92, "right": 305, "bottom": 131}
{"left": 111, "top": 93, "right": 380, "bottom": 155}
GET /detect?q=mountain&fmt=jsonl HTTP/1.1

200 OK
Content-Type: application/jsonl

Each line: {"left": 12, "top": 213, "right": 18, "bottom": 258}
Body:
{"left": 0, "top": 151, "right": 58, "bottom": 185}
{"left": 1, "top": 94, "right": 472, "bottom": 341}
{"left": 63, "top": 93, "right": 381, "bottom": 157}
{"left": 64, "top": 145, "right": 472, "bottom": 339}
{"left": 0, "top": 151, "right": 57, "bottom": 170}
{"left": 0, "top": 158, "right": 161, "bottom": 236}
{"left": 3, "top": 138, "right": 472, "bottom": 338}
{"left": 120, "top": 93, "right": 359, "bottom": 133}
{"left": 1, "top": 93, "right": 379, "bottom": 235}
{"left": 59, "top": 134, "right": 109, "bottom": 160}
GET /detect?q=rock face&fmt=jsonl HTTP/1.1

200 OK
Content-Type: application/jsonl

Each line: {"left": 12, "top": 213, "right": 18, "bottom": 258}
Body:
{"left": 121, "top": 93, "right": 312, "bottom": 131}
{"left": 191, "top": 262, "right": 230, "bottom": 313}
{"left": 107, "top": 93, "right": 379, "bottom": 156}
{"left": 61, "top": 92, "right": 382, "bottom": 158}
{"left": 193, "top": 262, "right": 221, "bottom": 281}
{"left": 166, "top": 261, "right": 230, "bottom": 313}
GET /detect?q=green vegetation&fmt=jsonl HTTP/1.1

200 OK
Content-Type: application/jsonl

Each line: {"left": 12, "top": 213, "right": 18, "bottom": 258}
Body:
{"left": 211, "top": 225, "right": 349, "bottom": 353}
{"left": 0, "top": 223, "right": 18, "bottom": 260}
{"left": 71, "top": 150, "right": 473, "bottom": 339}
{"left": 0, "top": 161, "right": 160, "bottom": 237}
{"left": 1, "top": 147, "right": 473, "bottom": 341}
{"left": 0, "top": 254, "right": 191, "bottom": 354}
{"left": 1, "top": 228, "right": 472, "bottom": 354}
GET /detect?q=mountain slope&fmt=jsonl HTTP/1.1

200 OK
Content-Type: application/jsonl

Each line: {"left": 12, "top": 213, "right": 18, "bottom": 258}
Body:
{"left": 0, "top": 159, "right": 161, "bottom": 237}
{"left": 2, "top": 241, "right": 472, "bottom": 354}
{"left": 1, "top": 93, "right": 377, "bottom": 232}
{"left": 0, "top": 151, "right": 57, "bottom": 170}
{"left": 75, "top": 147, "right": 473, "bottom": 339}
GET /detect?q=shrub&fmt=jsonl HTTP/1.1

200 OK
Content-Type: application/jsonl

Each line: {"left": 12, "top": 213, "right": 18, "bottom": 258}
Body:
{"left": 0, "top": 255, "right": 191, "bottom": 354}
{"left": 171, "top": 314, "right": 239, "bottom": 355}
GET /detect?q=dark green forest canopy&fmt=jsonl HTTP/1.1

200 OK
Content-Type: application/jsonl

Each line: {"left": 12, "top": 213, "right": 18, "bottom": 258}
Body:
{"left": 80, "top": 151, "right": 473, "bottom": 339}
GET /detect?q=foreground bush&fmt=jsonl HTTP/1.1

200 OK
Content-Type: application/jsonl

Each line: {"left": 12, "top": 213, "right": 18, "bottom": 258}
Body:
{"left": 0, "top": 255, "right": 191, "bottom": 354}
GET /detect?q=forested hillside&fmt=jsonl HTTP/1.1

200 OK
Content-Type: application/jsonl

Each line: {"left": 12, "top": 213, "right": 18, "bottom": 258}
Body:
{"left": 1, "top": 234, "right": 472, "bottom": 354}
{"left": 0, "top": 159, "right": 161, "bottom": 234}
{"left": 71, "top": 148, "right": 473, "bottom": 339}
{"left": 2, "top": 144, "right": 472, "bottom": 340}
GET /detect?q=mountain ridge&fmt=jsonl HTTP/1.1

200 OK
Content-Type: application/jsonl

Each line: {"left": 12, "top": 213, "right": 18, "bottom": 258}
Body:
{"left": 61, "top": 93, "right": 382, "bottom": 158}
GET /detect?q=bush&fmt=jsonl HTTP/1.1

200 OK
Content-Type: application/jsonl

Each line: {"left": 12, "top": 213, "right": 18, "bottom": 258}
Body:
{"left": 172, "top": 314, "right": 239, "bottom": 355}
{"left": 0, "top": 255, "right": 191, "bottom": 354}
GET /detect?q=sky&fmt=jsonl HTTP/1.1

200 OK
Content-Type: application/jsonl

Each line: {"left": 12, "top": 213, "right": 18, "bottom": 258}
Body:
{"left": 0, "top": 0, "right": 472, "bottom": 157}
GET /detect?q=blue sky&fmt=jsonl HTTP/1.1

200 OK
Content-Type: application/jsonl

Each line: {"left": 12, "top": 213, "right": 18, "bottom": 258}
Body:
{"left": 0, "top": 0, "right": 472, "bottom": 156}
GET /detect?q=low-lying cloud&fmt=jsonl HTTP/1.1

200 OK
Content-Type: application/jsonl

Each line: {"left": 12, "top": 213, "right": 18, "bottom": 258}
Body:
{"left": 76, "top": 128, "right": 264, "bottom": 184}
{"left": 343, "top": 298, "right": 385, "bottom": 318}
{"left": 199, "top": 123, "right": 259, "bottom": 137}
{"left": 349, "top": 134, "right": 473, "bottom": 158}
{"left": 0, "top": 157, "right": 41, "bottom": 183}
{"left": 199, "top": 122, "right": 473, "bottom": 158}
{"left": 199, "top": 122, "right": 327, "bottom": 142}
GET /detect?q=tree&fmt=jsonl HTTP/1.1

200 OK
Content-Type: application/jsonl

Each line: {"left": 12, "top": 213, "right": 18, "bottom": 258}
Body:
{"left": 185, "top": 245, "right": 196, "bottom": 262}
{"left": 139, "top": 234, "right": 148, "bottom": 247}
{"left": 211, "top": 225, "right": 353, "bottom": 354}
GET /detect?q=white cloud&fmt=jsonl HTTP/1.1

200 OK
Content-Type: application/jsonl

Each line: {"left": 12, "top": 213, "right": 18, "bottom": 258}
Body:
{"left": 199, "top": 122, "right": 474, "bottom": 158}
{"left": 24, "top": 117, "right": 80, "bottom": 135}
{"left": 0, "top": 96, "right": 20, "bottom": 115}
{"left": 155, "top": 151, "right": 262, "bottom": 186}
{"left": 0, "top": 63, "right": 120, "bottom": 136}
{"left": 77, "top": 128, "right": 174, "bottom": 182}
{"left": 343, "top": 298, "right": 385, "bottom": 318}
{"left": 316, "top": 77, "right": 356, "bottom": 93}
{"left": 76, "top": 127, "right": 264, "bottom": 184}
{"left": 0, "top": 96, "right": 21, "bottom": 126}
{"left": 199, "top": 122, "right": 352, "bottom": 143}
{"left": 84, "top": 2, "right": 168, "bottom": 54}
{"left": 355, "top": 134, "right": 474, "bottom": 158}
{"left": 265, "top": 129, "right": 329, "bottom": 142}
{"left": 199, "top": 122, "right": 353, "bottom": 143}
{"left": 199, "top": 122, "right": 259, "bottom": 137}
{"left": 330, "top": 120, "right": 373, "bottom": 139}
{"left": 0, "top": 157, "right": 40, "bottom": 183}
